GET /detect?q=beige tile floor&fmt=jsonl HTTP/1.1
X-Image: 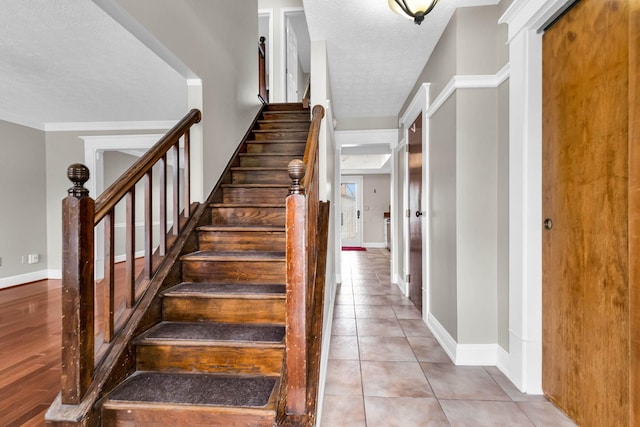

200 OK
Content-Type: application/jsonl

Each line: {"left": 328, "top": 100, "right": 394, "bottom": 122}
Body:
{"left": 320, "top": 249, "right": 577, "bottom": 427}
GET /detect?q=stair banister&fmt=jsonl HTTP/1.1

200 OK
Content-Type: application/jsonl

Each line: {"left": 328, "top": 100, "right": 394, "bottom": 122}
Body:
{"left": 284, "top": 104, "right": 325, "bottom": 419}
{"left": 60, "top": 109, "right": 201, "bottom": 405}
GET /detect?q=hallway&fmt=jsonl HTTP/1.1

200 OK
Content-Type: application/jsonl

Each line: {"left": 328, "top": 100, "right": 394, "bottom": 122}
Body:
{"left": 320, "top": 249, "right": 576, "bottom": 427}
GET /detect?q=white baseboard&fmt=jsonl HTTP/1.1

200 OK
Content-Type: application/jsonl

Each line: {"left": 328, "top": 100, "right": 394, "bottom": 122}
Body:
{"left": 363, "top": 242, "right": 386, "bottom": 249}
{"left": 427, "top": 313, "right": 457, "bottom": 362}
{"left": 316, "top": 275, "right": 338, "bottom": 427}
{"left": 496, "top": 344, "right": 510, "bottom": 377}
{"left": 456, "top": 344, "right": 499, "bottom": 366}
{"left": 427, "top": 313, "right": 507, "bottom": 366}
{"left": 396, "top": 274, "right": 408, "bottom": 296}
{"left": 0, "top": 270, "right": 50, "bottom": 290}
{"left": 48, "top": 269, "right": 62, "bottom": 280}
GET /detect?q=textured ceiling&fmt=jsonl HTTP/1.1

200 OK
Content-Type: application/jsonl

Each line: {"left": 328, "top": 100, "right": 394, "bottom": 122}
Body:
{"left": 0, "top": 0, "right": 186, "bottom": 128}
{"left": 303, "top": 0, "right": 499, "bottom": 122}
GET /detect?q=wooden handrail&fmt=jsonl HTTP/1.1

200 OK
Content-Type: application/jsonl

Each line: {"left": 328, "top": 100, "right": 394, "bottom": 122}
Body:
{"left": 95, "top": 108, "right": 201, "bottom": 223}
{"left": 283, "top": 104, "right": 325, "bottom": 420}
{"left": 60, "top": 109, "right": 201, "bottom": 405}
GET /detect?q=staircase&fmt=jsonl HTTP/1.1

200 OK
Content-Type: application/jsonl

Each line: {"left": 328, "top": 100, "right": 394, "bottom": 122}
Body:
{"left": 99, "top": 103, "right": 310, "bottom": 426}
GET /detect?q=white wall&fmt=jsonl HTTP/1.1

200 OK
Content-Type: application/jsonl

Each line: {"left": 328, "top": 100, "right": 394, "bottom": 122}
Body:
{"left": 115, "top": 0, "right": 262, "bottom": 194}
{"left": 0, "top": 120, "right": 48, "bottom": 287}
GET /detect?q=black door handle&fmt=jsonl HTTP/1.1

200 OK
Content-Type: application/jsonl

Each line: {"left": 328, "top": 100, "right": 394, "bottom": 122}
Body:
{"left": 357, "top": 210, "right": 361, "bottom": 219}
{"left": 416, "top": 211, "right": 423, "bottom": 217}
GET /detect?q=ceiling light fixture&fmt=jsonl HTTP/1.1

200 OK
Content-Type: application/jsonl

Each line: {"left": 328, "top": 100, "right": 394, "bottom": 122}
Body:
{"left": 388, "top": 0, "right": 440, "bottom": 25}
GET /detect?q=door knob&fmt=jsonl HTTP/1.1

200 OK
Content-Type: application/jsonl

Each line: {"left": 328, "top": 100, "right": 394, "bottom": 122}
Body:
{"left": 544, "top": 218, "right": 553, "bottom": 230}
{"left": 416, "top": 211, "right": 423, "bottom": 217}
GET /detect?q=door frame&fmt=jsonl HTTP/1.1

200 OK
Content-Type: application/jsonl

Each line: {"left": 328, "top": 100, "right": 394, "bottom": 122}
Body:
{"left": 340, "top": 175, "right": 364, "bottom": 248}
{"left": 499, "top": 0, "right": 576, "bottom": 394}
{"left": 280, "top": 8, "right": 304, "bottom": 103}
{"left": 258, "top": 8, "right": 274, "bottom": 103}
{"left": 399, "top": 83, "right": 430, "bottom": 322}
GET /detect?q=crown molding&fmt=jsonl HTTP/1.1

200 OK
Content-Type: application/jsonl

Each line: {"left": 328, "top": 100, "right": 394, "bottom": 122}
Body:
{"left": 45, "top": 120, "right": 175, "bottom": 132}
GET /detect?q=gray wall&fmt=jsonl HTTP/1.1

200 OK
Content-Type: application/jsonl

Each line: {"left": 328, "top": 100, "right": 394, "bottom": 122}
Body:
{"left": 0, "top": 120, "right": 47, "bottom": 280}
{"left": 116, "top": 0, "right": 262, "bottom": 194}
{"left": 399, "top": 2, "right": 509, "bottom": 349}
{"left": 343, "top": 174, "right": 390, "bottom": 245}
{"left": 45, "top": 129, "right": 169, "bottom": 274}
{"left": 429, "top": 96, "right": 458, "bottom": 339}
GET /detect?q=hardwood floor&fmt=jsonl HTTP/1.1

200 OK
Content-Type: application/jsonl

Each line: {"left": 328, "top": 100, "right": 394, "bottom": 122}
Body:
{"left": 0, "top": 279, "right": 62, "bottom": 427}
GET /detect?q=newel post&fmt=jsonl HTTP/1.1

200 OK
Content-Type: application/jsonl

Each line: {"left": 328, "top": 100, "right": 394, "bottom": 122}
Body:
{"left": 61, "top": 164, "right": 95, "bottom": 404}
{"left": 285, "top": 159, "right": 308, "bottom": 415}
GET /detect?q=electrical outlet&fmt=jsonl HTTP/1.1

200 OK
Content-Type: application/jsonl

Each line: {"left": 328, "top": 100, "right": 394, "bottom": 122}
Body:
{"left": 28, "top": 254, "right": 39, "bottom": 264}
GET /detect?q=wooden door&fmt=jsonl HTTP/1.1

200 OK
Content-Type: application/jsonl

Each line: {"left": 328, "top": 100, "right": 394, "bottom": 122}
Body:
{"left": 542, "top": 0, "right": 631, "bottom": 424}
{"left": 408, "top": 114, "right": 423, "bottom": 313}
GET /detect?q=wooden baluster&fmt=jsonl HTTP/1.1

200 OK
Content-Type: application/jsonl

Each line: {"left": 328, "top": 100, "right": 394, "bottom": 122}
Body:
{"left": 259, "top": 36, "right": 267, "bottom": 102}
{"left": 103, "top": 209, "right": 115, "bottom": 342}
{"left": 61, "top": 164, "right": 95, "bottom": 404}
{"left": 285, "top": 159, "right": 308, "bottom": 415}
{"left": 172, "top": 143, "right": 180, "bottom": 235}
{"left": 125, "top": 188, "right": 135, "bottom": 307}
{"left": 159, "top": 154, "right": 167, "bottom": 256}
{"left": 184, "top": 131, "right": 191, "bottom": 218}
{"left": 144, "top": 170, "right": 152, "bottom": 280}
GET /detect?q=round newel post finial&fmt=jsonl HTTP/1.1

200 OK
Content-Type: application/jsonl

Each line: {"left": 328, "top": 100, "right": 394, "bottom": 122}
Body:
{"left": 288, "top": 159, "right": 306, "bottom": 195}
{"left": 67, "top": 163, "right": 90, "bottom": 198}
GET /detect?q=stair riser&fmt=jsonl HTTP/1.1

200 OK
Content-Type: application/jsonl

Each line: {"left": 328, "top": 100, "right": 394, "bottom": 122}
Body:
{"left": 136, "top": 345, "right": 284, "bottom": 376}
{"left": 222, "top": 187, "right": 288, "bottom": 204}
{"left": 199, "top": 231, "right": 285, "bottom": 252}
{"left": 246, "top": 142, "right": 305, "bottom": 154}
{"left": 163, "top": 297, "right": 286, "bottom": 324}
{"left": 239, "top": 155, "right": 302, "bottom": 168}
{"left": 256, "top": 122, "right": 310, "bottom": 131}
{"left": 251, "top": 131, "right": 309, "bottom": 141}
{"left": 264, "top": 103, "right": 305, "bottom": 111}
{"left": 211, "top": 207, "right": 285, "bottom": 227}
{"left": 262, "top": 112, "right": 309, "bottom": 121}
{"left": 182, "top": 261, "right": 285, "bottom": 284}
{"left": 102, "top": 407, "right": 275, "bottom": 427}
{"left": 231, "top": 170, "right": 290, "bottom": 184}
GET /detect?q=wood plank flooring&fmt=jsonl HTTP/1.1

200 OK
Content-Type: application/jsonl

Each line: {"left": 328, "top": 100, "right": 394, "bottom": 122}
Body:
{"left": 0, "top": 279, "right": 62, "bottom": 427}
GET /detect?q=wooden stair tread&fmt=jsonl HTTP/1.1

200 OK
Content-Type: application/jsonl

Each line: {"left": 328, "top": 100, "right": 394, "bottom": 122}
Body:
{"left": 181, "top": 251, "right": 285, "bottom": 262}
{"left": 209, "top": 202, "right": 285, "bottom": 208}
{"left": 136, "top": 322, "right": 285, "bottom": 344}
{"left": 230, "top": 167, "right": 288, "bottom": 171}
{"left": 198, "top": 225, "right": 284, "bottom": 232}
{"left": 246, "top": 139, "right": 306, "bottom": 144}
{"left": 221, "top": 183, "right": 289, "bottom": 188}
{"left": 106, "top": 372, "right": 277, "bottom": 408}
{"left": 165, "top": 282, "right": 285, "bottom": 296}
{"left": 239, "top": 152, "right": 302, "bottom": 156}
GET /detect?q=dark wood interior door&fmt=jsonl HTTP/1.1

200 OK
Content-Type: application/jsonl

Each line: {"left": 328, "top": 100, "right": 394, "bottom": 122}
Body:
{"left": 542, "top": 1, "right": 630, "bottom": 424}
{"left": 408, "top": 114, "right": 423, "bottom": 313}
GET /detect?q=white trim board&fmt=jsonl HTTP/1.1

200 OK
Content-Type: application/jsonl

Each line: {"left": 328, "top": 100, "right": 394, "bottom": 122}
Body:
{"left": 0, "top": 270, "right": 49, "bottom": 290}
{"left": 335, "top": 129, "right": 398, "bottom": 148}
{"left": 427, "top": 64, "right": 510, "bottom": 118}
{"left": 362, "top": 242, "right": 386, "bottom": 249}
